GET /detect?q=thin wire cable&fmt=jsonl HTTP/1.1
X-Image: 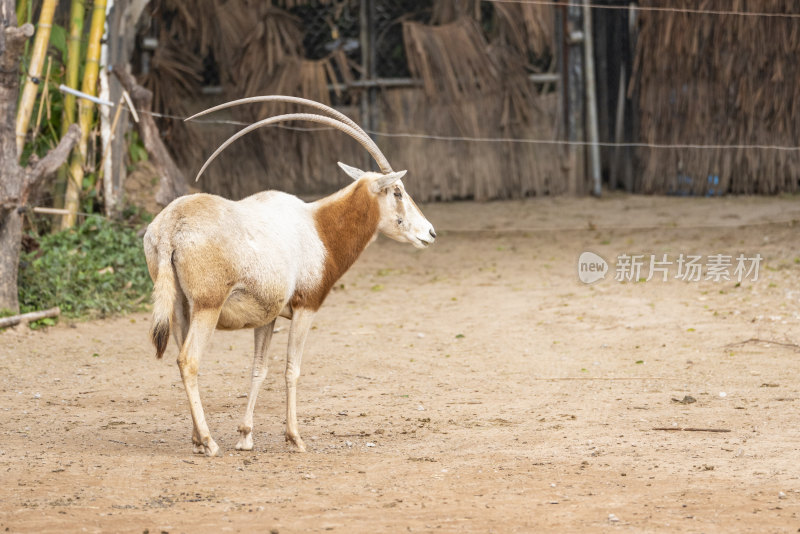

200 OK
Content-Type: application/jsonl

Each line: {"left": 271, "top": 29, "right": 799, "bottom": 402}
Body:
{"left": 142, "top": 107, "right": 333, "bottom": 132}
{"left": 486, "top": 0, "right": 800, "bottom": 19}
{"left": 437, "top": 217, "right": 800, "bottom": 234}
{"left": 69, "top": 87, "right": 800, "bottom": 152}
{"left": 123, "top": 106, "right": 800, "bottom": 152}
{"left": 363, "top": 130, "right": 800, "bottom": 151}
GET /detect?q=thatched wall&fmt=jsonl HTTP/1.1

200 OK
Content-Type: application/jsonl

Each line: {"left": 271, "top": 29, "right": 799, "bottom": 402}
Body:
{"left": 136, "top": 0, "right": 562, "bottom": 202}
{"left": 634, "top": 0, "right": 800, "bottom": 195}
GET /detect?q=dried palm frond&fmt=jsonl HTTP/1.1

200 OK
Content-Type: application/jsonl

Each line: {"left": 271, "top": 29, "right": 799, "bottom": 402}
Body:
{"left": 140, "top": 36, "right": 203, "bottom": 115}
{"left": 491, "top": 1, "right": 553, "bottom": 59}
{"left": 403, "top": 17, "right": 537, "bottom": 133}
{"left": 212, "top": 2, "right": 304, "bottom": 95}
{"left": 138, "top": 24, "right": 204, "bottom": 169}
{"left": 404, "top": 18, "right": 497, "bottom": 103}
{"left": 150, "top": 0, "right": 215, "bottom": 56}
{"left": 379, "top": 88, "right": 563, "bottom": 201}
{"left": 403, "top": 18, "right": 503, "bottom": 136}
{"left": 634, "top": 0, "right": 800, "bottom": 194}
{"left": 138, "top": 0, "right": 562, "bottom": 201}
{"left": 431, "top": 0, "right": 482, "bottom": 25}
{"left": 272, "top": 0, "right": 333, "bottom": 8}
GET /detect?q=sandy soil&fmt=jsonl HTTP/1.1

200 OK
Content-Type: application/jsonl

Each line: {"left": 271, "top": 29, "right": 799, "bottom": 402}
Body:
{"left": 2, "top": 194, "right": 800, "bottom": 533}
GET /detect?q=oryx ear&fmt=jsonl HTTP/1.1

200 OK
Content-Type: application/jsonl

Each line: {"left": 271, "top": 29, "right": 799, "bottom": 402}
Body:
{"left": 370, "top": 170, "right": 407, "bottom": 193}
{"left": 337, "top": 161, "right": 366, "bottom": 181}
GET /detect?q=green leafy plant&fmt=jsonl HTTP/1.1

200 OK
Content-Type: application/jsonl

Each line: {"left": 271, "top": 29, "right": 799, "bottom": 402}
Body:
{"left": 18, "top": 215, "right": 152, "bottom": 318}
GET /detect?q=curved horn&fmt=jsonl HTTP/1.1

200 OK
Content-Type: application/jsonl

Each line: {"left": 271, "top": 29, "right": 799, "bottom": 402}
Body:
{"left": 193, "top": 113, "right": 393, "bottom": 181}
{"left": 185, "top": 95, "right": 393, "bottom": 173}
{"left": 186, "top": 96, "right": 362, "bottom": 134}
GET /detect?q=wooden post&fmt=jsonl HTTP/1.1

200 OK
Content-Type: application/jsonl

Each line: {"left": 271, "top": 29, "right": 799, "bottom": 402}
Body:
{"left": 101, "top": 0, "right": 149, "bottom": 218}
{"left": 98, "top": 0, "right": 114, "bottom": 216}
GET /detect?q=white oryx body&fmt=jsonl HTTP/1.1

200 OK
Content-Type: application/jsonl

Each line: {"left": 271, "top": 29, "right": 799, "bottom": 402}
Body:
{"left": 147, "top": 191, "right": 326, "bottom": 332}
{"left": 144, "top": 96, "right": 435, "bottom": 456}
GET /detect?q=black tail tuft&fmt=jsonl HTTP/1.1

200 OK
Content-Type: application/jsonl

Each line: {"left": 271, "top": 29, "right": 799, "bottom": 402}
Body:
{"left": 152, "top": 319, "right": 170, "bottom": 359}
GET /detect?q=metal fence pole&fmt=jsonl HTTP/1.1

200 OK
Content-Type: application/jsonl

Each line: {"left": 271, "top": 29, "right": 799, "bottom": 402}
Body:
{"left": 583, "top": 0, "right": 602, "bottom": 197}
{"left": 565, "top": 3, "right": 586, "bottom": 194}
{"left": 359, "top": 0, "right": 371, "bottom": 171}
{"left": 358, "top": 0, "right": 379, "bottom": 172}
{"left": 367, "top": 0, "right": 378, "bottom": 170}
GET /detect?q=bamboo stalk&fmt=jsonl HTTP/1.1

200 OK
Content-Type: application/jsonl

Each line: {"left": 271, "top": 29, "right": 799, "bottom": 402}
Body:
{"left": 61, "top": 0, "right": 107, "bottom": 230}
{"left": 15, "top": 0, "right": 59, "bottom": 159}
{"left": 62, "top": 0, "right": 85, "bottom": 133}
{"left": 15, "top": 0, "right": 27, "bottom": 26}
{"left": 0, "top": 307, "right": 60, "bottom": 329}
{"left": 31, "top": 56, "right": 52, "bottom": 147}
{"left": 53, "top": 0, "right": 85, "bottom": 213}
{"left": 33, "top": 207, "right": 70, "bottom": 215}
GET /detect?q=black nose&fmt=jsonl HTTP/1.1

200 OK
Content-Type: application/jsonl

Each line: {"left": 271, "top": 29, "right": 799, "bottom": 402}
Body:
{"left": 429, "top": 228, "right": 437, "bottom": 239}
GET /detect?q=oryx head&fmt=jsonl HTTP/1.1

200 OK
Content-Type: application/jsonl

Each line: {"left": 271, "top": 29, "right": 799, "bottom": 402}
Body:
{"left": 337, "top": 162, "right": 435, "bottom": 249}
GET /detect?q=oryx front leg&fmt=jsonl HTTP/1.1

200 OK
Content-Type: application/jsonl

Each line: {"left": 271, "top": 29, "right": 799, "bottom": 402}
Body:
{"left": 236, "top": 321, "right": 276, "bottom": 451}
{"left": 178, "top": 309, "right": 220, "bottom": 457}
{"left": 192, "top": 426, "right": 204, "bottom": 455}
{"left": 284, "top": 308, "right": 316, "bottom": 452}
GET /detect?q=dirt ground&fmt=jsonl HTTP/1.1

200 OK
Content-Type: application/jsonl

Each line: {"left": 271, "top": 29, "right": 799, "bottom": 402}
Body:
{"left": 2, "top": 194, "right": 800, "bottom": 533}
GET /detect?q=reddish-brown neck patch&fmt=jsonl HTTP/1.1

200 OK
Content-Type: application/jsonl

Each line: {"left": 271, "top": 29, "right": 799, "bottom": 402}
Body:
{"left": 293, "top": 180, "right": 380, "bottom": 310}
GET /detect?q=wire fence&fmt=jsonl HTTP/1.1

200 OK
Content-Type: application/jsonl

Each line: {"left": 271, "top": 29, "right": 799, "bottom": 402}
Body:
{"left": 487, "top": 0, "right": 800, "bottom": 19}
{"left": 87, "top": 96, "right": 800, "bottom": 154}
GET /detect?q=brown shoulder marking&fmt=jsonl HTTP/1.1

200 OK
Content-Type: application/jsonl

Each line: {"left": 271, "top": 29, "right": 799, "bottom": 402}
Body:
{"left": 293, "top": 180, "right": 380, "bottom": 310}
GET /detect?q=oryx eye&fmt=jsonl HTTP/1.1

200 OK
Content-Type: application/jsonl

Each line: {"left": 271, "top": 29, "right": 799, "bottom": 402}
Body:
{"left": 393, "top": 190, "right": 402, "bottom": 199}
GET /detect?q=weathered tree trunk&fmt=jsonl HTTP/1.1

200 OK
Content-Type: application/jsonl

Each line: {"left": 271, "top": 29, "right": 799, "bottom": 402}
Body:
{"left": 0, "top": 202, "right": 24, "bottom": 313}
{"left": 0, "top": 0, "right": 80, "bottom": 313}
{"left": 0, "top": 7, "right": 35, "bottom": 313}
{"left": 113, "top": 65, "right": 188, "bottom": 206}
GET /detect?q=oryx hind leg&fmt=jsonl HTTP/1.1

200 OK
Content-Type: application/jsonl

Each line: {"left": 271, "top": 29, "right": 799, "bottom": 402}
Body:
{"left": 178, "top": 308, "right": 220, "bottom": 457}
{"left": 236, "top": 321, "right": 276, "bottom": 451}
